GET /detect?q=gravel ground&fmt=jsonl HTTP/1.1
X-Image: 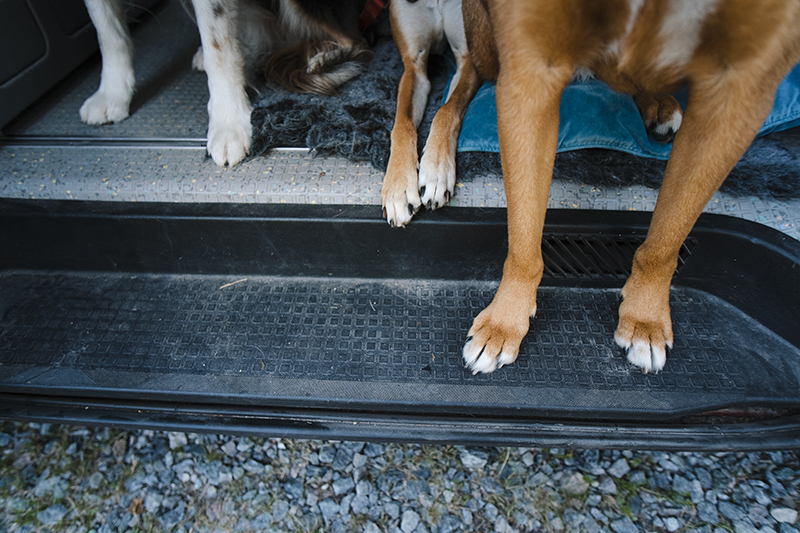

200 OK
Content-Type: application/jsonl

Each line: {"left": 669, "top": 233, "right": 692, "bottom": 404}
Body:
{"left": 0, "top": 422, "right": 797, "bottom": 533}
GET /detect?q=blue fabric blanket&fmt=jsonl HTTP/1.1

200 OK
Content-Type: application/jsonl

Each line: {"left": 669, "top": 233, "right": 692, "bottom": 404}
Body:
{"left": 455, "top": 66, "right": 800, "bottom": 159}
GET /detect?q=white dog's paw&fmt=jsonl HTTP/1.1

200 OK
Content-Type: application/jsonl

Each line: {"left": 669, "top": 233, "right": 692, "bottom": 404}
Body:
{"left": 418, "top": 148, "right": 456, "bottom": 210}
{"left": 192, "top": 46, "right": 205, "bottom": 71}
{"left": 382, "top": 182, "right": 422, "bottom": 228}
{"left": 79, "top": 89, "right": 131, "bottom": 125}
{"left": 206, "top": 107, "right": 252, "bottom": 167}
{"left": 615, "top": 334, "right": 670, "bottom": 374}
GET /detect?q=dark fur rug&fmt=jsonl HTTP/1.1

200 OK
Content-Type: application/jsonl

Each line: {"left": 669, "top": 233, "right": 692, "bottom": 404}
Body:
{"left": 251, "top": 37, "right": 800, "bottom": 200}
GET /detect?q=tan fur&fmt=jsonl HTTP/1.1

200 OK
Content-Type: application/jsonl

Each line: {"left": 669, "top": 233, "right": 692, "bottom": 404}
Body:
{"left": 462, "top": 0, "right": 800, "bottom": 374}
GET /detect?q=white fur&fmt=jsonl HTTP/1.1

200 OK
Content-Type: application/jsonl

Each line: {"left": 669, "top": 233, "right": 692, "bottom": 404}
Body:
{"left": 614, "top": 331, "right": 671, "bottom": 374}
{"left": 655, "top": 0, "right": 720, "bottom": 71}
{"left": 607, "top": 0, "right": 645, "bottom": 59}
{"left": 192, "top": 0, "right": 252, "bottom": 166}
{"left": 80, "top": 0, "right": 315, "bottom": 167}
{"left": 654, "top": 109, "right": 683, "bottom": 137}
{"left": 80, "top": 0, "right": 135, "bottom": 124}
{"left": 462, "top": 339, "right": 518, "bottom": 375}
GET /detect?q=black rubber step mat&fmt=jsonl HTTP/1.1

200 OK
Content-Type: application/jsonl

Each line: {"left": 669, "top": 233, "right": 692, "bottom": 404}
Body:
{"left": 1, "top": 200, "right": 799, "bottom": 450}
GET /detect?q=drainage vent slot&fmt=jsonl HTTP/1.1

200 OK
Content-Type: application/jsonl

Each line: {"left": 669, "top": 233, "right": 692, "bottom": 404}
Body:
{"left": 542, "top": 234, "right": 695, "bottom": 279}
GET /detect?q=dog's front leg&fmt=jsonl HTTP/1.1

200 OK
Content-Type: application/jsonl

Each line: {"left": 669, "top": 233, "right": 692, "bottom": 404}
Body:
{"left": 418, "top": 59, "right": 480, "bottom": 210}
{"left": 192, "top": 0, "right": 252, "bottom": 167}
{"left": 81, "top": 0, "right": 135, "bottom": 124}
{"left": 418, "top": 9, "right": 481, "bottom": 211}
{"left": 463, "top": 61, "right": 572, "bottom": 374}
{"left": 382, "top": 1, "right": 438, "bottom": 227}
{"left": 615, "top": 71, "right": 781, "bottom": 373}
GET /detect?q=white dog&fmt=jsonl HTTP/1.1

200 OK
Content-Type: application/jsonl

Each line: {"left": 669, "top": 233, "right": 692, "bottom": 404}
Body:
{"left": 81, "top": 0, "right": 370, "bottom": 166}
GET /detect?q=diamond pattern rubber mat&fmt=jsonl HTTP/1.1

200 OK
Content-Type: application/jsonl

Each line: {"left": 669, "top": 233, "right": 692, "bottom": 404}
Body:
{"left": 0, "top": 272, "right": 781, "bottom": 415}
{"left": 0, "top": 202, "right": 798, "bottom": 443}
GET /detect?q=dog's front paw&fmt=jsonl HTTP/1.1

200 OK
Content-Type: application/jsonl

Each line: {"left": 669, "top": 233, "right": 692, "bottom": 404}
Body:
{"left": 418, "top": 148, "right": 456, "bottom": 210}
{"left": 206, "top": 107, "right": 252, "bottom": 167}
{"left": 614, "top": 290, "right": 673, "bottom": 373}
{"left": 80, "top": 89, "right": 131, "bottom": 125}
{"left": 381, "top": 166, "right": 423, "bottom": 228}
{"left": 463, "top": 291, "right": 535, "bottom": 374}
{"left": 614, "top": 318, "right": 672, "bottom": 374}
{"left": 635, "top": 94, "right": 683, "bottom": 144}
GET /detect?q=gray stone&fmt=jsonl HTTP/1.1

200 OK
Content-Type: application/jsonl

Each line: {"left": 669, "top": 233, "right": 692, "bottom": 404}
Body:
{"left": 271, "top": 500, "right": 289, "bottom": 522}
{"left": 333, "top": 477, "right": 355, "bottom": 496}
{"left": 484, "top": 503, "right": 500, "bottom": 522}
{"left": 250, "top": 513, "right": 272, "bottom": 530}
{"left": 598, "top": 476, "right": 618, "bottom": 494}
{"left": 241, "top": 459, "right": 265, "bottom": 474}
{"left": 37, "top": 504, "right": 68, "bottom": 526}
{"left": 333, "top": 442, "right": 365, "bottom": 470}
{"left": 608, "top": 459, "right": 631, "bottom": 478}
{"left": 611, "top": 516, "right": 640, "bottom": 533}
{"left": 673, "top": 475, "right": 693, "bottom": 495}
{"left": 528, "top": 472, "right": 549, "bottom": 487}
{"left": 560, "top": 471, "right": 589, "bottom": 494}
{"left": 733, "top": 520, "right": 759, "bottom": 533}
{"left": 749, "top": 503, "right": 770, "bottom": 527}
{"left": 584, "top": 516, "right": 602, "bottom": 533}
{"left": 691, "top": 480, "right": 705, "bottom": 504}
{"left": 563, "top": 508, "right": 584, "bottom": 529}
{"left": 696, "top": 468, "right": 713, "bottom": 489}
{"left": 664, "top": 517, "right": 682, "bottom": 532}
{"left": 772, "top": 509, "right": 798, "bottom": 524}
{"left": 586, "top": 494, "right": 602, "bottom": 507}
{"left": 167, "top": 432, "right": 188, "bottom": 450}
{"left": 220, "top": 440, "right": 237, "bottom": 457}
{"left": 495, "top": 516, "right": 515, "bottom": 533}
{"left": 319, "top": 499, "right": 340, "bottom": 524}
{"left": 363, "top": 522, "right": 382, "bottom": 533}
{"left": 159, "top": 502, "right": 186, "bottom": 529}
{"left": 384, "top": 502, "right": 401, "bottom": 520}
{"left": 197, "top": 461, "right": 221, "bottom": 485}
{"left": 401, "top": 510, "right": 421, "bottom": 533}
{"left": 284, "top": 478, "right": 304, "bottom": 499}
{"left": 353, "top": 453, "right": 368, "bottom": 469}
{"left": 356, "top": 480, "right": 374, "bottom": 497}
{"left": 145, "top": 493, "right": 163, "bottom": 514}
{"left": 720, "top": 502, "right": 747, "bottom": 522}
{"left": 318, "top": 446, "right": 336, "bottom": 464}
{"left": 440, "top": 515, "right": 463, "bottom": 533}
{"left": 460, "top": 449, "right": 488, "bottom": 469}
{"left": 481, "top": 477, "right": 505, "bottom": 494}
{"left": 698, "top": 502, "right": 720, "bottom": 524}
{"left": 350, "top": 495, "right": 371, "bottom": 515}
{"left": 88, "top": 471, "right": 104, "bottom": 490}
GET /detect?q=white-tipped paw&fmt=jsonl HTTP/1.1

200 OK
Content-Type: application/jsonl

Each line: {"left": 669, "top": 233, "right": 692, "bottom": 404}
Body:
{"left": 381, "top": 168, "right": 422, "bottom": 228}
{"left": 382, "top": 189, "right": 422, "bottom": 228}
{"left": 206, "top": 107, "right": 251, "bottom": 167}
{"left": 653, "top": 109, "right": 682, "bottom": 139}
{"left": 418, "top": 149, "right": 456, "bottom": 210}
{"left": 463, "top": 338, "right": 517, "bottom": 374}
{"left": 79, "top": 90, "right": 131, "bottom": 124}
{"left": 615, "top": 331, "right": 671, "bottom": 374}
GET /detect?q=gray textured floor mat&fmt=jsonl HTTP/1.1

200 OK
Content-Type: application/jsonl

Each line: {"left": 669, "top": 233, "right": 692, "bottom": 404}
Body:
{"left": 4, "top": 0, "right": 207, "bottom": 139}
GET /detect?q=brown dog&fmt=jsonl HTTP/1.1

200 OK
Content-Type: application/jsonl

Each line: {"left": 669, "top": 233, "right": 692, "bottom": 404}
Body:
{"left": 461, "top": 0, "right": 800, "bottom": 374}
